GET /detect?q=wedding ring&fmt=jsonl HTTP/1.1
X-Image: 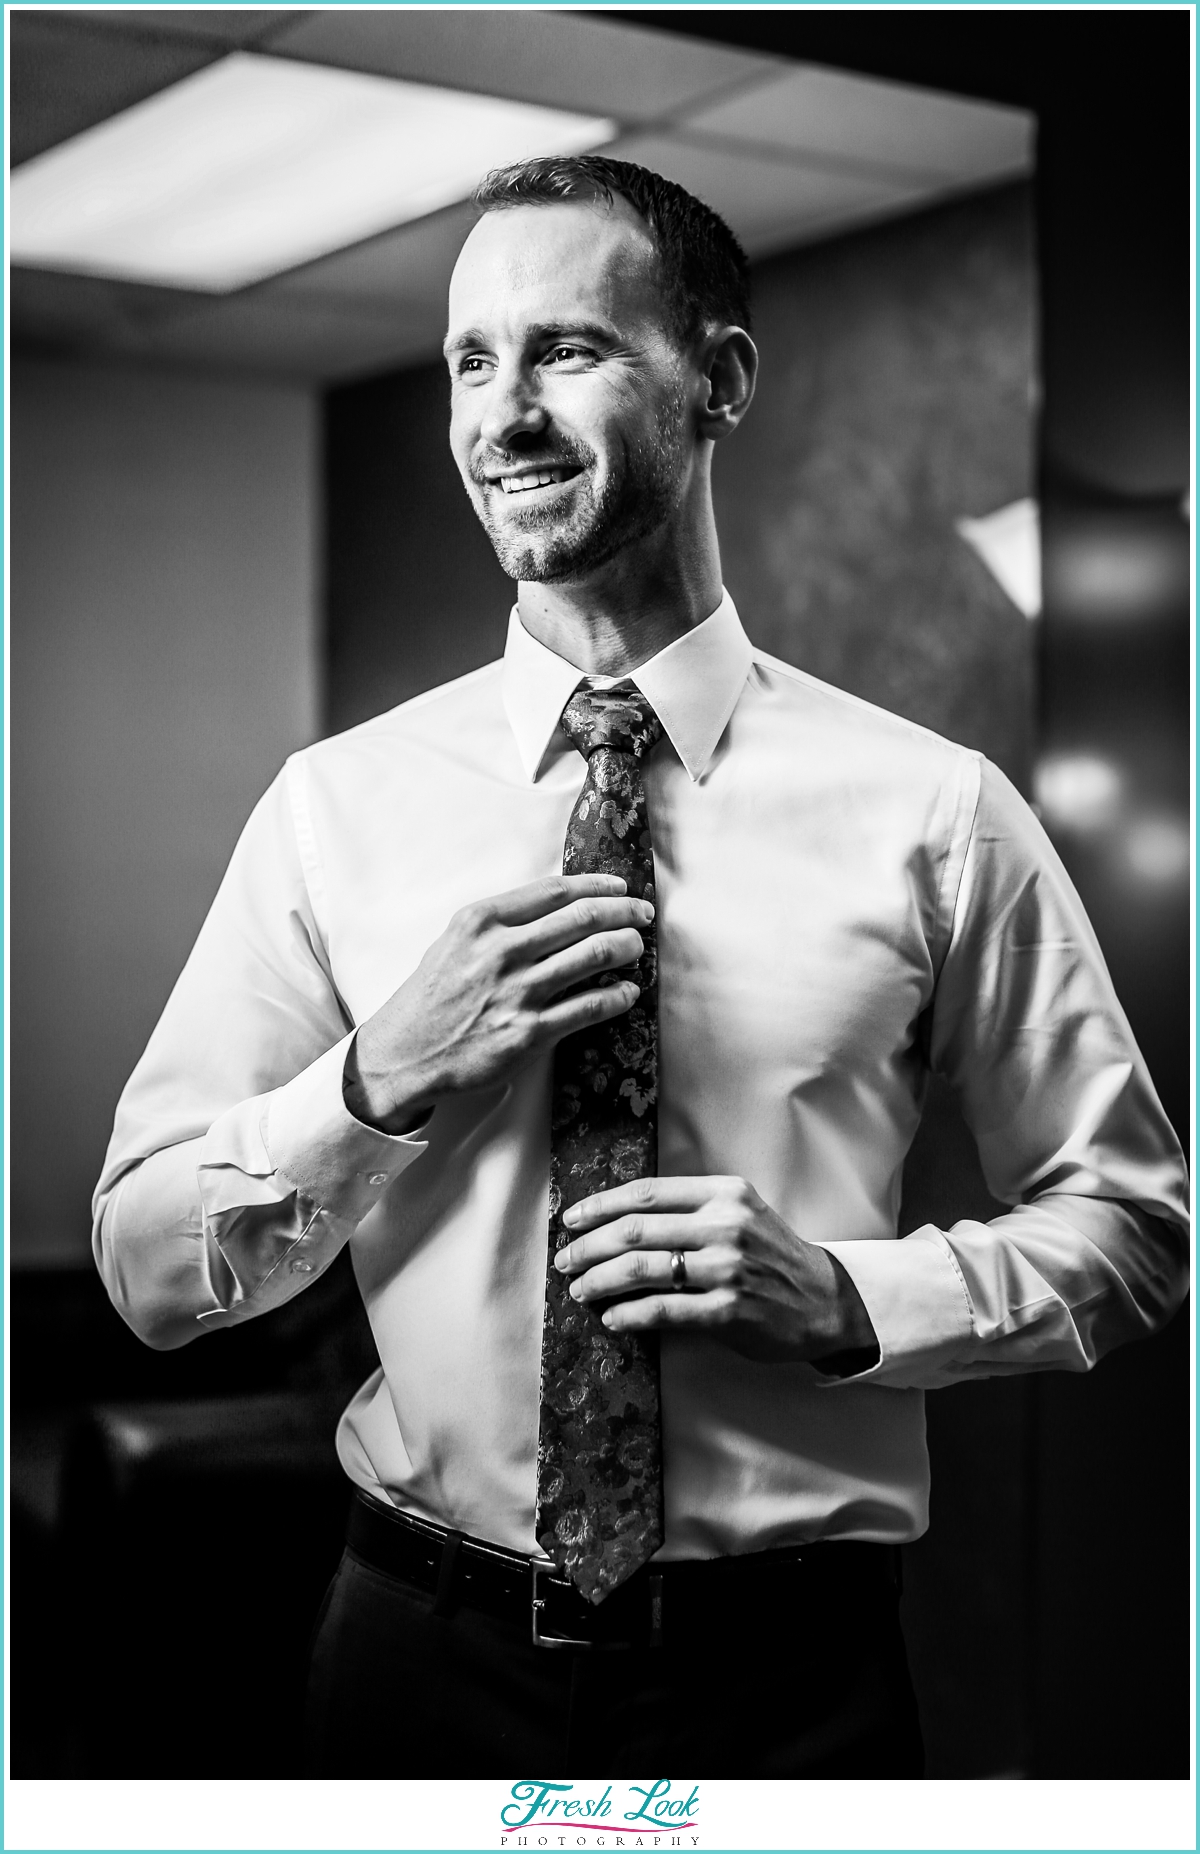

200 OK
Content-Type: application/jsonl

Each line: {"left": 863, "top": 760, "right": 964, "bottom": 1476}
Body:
{"left": 670, "top": 1250, "right": 688, "bottom": 1292}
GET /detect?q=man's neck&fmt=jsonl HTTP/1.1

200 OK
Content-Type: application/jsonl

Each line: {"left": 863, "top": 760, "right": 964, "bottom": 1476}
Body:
{"left": 516, "top": 541, "right": 724, "bottom": 678}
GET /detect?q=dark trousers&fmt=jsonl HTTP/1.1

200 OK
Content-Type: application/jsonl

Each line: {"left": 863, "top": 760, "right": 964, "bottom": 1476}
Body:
{"left": 305, "top": 1544, "right": 925, "bottom": 1776}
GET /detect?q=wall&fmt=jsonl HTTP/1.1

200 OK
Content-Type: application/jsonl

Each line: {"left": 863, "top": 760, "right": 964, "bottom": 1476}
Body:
{"left": 715, "top": 182, "right": 1035, "bottom": 790}
{"left": 325, "top": 364, "right": 513, "bottom": 734}
{"left": 11, "top": 356, "right": 319, "bottom": 1267}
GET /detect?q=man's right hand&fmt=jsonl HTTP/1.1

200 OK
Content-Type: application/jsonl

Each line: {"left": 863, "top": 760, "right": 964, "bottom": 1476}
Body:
{"left": 344, "top": 874, "right": 652, "bottom": 1135}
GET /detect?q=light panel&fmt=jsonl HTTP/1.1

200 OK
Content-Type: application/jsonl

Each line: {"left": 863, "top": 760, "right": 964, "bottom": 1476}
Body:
{"left": 10, "top": 52, "right": 614, "bottom": 292}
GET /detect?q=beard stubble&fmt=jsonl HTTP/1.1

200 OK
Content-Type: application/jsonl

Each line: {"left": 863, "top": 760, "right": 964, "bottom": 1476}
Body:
{"left": 469, "top": 384, "right": 690, "bottom": 584}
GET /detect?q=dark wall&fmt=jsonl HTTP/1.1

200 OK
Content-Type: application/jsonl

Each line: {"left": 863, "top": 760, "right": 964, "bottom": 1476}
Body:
{"left": 715, "top": 182, "right": 1034, "bottom": 790}
{"left": 326, "top": 365, "right": 512, "bottom": 735}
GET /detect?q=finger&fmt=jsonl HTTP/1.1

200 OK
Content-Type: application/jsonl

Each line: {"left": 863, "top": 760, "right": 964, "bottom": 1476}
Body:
{"left": 555, "top": 1215, "right": 710, "bottom": 1275}
{"left": 563, "top": 1176, "right": 732, "bottom": 1232}
{"left": 516, "top": 893, "right": 654, "bottom": 961}
{"left": 484, "top": 873, "right": 628, "bottom": 928}
{"left": 599, "top": 1287, "right": 739, "bottom": 1334}
{"left": 537, "top": 980, "right": 640, "bottom": 1044}
{"left": 567, "top": 1246, "right": 718, "bottom": 1303}
{"left": 525, "top": 928, "right": 645, "bottom": 1006}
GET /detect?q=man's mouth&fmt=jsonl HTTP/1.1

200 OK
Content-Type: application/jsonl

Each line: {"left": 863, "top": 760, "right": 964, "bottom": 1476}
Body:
{"left": 487, "top": 464, "right": 584, "bottom": 496}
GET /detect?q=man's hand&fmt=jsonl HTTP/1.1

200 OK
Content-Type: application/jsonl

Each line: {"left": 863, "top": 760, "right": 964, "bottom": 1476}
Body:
{"left": 346, "top": 874, "right": 652, "bottom": 1134}
{"left": 554, "top": 1175, "right": 880, "bottom": 1371}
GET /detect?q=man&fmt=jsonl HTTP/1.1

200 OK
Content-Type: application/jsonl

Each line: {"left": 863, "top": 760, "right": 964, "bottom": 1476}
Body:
{"left": 94, "top": 157, "right": 1189, "bottom": 1776}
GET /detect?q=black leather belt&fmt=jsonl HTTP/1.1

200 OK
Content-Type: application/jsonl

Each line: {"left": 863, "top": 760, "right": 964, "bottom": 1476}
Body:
{"left": 347, "top": 1491, "right": 901, "bottom": 1651}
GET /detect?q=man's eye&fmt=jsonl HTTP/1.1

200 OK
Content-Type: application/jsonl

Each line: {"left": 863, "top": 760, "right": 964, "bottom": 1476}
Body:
{"left": 547, "top": 346, "right": 588, "bottom": 365}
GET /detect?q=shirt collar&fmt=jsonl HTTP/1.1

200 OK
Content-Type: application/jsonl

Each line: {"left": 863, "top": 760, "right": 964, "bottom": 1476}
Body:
{"left": 501, "top": 590, "right": 754, "bottom": 783}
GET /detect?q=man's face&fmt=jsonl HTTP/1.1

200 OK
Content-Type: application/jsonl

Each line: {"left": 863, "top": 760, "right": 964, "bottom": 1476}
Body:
{"left": 444, "top": 199, "right": 694, "bottom": 583}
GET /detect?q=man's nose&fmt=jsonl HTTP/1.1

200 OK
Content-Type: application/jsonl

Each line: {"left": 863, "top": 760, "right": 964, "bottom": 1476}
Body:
{"left": 479, "top": 361, "right": 549, "bottom": 450}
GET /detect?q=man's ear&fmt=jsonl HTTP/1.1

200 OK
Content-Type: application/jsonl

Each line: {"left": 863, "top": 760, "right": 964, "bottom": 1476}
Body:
{"left": 695, "top": 326, "right": 758, "bottom": 441}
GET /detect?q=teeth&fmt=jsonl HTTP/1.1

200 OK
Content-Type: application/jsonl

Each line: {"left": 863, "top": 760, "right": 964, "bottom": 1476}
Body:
{"left": 498, "top": 467, "right": 574, "bottom": 494}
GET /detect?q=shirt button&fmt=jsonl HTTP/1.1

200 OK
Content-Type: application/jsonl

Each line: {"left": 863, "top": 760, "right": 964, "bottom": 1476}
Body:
{"left": 290, "top": 1258, "right": 313, "bottom": 1274}
{"left": 369, "top": 1172, "right": 387, "bottom": 1186}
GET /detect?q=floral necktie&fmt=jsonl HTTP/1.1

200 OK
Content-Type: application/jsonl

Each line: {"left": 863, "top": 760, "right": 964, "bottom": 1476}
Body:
{"left": 535, "top": 682, "right": 665, "bottom": 1605}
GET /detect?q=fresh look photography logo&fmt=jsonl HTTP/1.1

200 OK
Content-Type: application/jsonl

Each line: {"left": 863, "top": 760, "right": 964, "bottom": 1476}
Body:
{"left": 499, "top": 1780, "right": 701, "bottom": 1847}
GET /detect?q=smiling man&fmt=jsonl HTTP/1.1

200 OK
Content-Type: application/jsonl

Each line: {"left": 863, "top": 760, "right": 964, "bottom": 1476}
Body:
{"left": 94, "top": 157, "right": 1188, "bottom": 1777}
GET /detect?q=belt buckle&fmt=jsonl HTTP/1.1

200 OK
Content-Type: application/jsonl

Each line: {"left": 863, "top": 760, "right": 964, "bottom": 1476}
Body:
{"left": 530, "top": 1557, "right": 633, "bottom": 1651}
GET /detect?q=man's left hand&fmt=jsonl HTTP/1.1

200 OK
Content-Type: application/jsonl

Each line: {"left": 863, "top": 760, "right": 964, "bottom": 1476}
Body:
{"left": 556, "top": 1175, "right": 880, "bottom": 1369}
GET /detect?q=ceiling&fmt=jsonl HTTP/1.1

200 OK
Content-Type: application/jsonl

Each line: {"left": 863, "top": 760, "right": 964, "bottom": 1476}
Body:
{"left": 9, "top": 7, "right": 1035, "bottom": 384}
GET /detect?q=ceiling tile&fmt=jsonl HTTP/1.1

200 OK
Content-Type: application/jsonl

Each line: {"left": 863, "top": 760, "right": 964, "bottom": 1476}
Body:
{"left": 9, "top": 12, "right": 217, "bottom": 165}
{"left": 682, "top": 64, "right": 1034, "bottom": 184}
{"left": 129, "top": 288, "right": 444, "bottom": 381}
{"left": 10, "top": 261, "right": 439, "bottom": 381}
{"left": 69, "top": 10, "right": 304, "bottom": 48}
{"left": 270, "top": 9, "right": 781, "bottom": 123}
{"left": 274, "top": 201, "right": 477, "bottom": 311}
{"left": 605, "top": 134, "right": 932, "bottom": 260}
{"left": 10, "top": 265, "right": 212, "bottom": 350}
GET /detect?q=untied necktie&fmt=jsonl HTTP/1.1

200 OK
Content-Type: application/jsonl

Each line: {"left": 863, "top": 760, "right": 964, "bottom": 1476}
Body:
{"left": 534, "top": 681, "right": 665, "bottom": 1605}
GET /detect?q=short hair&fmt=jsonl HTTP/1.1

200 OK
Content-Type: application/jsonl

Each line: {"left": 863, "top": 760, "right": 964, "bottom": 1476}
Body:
{"left": 472, "top": 154, "right": 752, "bottom": 346}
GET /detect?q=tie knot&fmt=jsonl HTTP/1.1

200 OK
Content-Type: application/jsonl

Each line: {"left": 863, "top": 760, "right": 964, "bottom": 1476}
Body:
{"left": 560, "top": 682, "right": 663, "bottom": 762}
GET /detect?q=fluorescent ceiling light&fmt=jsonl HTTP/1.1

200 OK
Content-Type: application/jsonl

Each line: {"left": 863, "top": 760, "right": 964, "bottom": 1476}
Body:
{"left": 10, "top": 53, "right": 615, "bottom": 291}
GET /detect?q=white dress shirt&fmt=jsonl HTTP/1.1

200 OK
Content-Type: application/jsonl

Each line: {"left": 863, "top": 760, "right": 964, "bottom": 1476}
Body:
{"left": 93, "top": 594, "right": 1189, "bottom": 1558}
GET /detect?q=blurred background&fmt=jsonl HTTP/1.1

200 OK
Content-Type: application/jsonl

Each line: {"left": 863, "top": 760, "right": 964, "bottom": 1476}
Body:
{"left": 9, "top": 7, "right": 1190, "bottom": 1778}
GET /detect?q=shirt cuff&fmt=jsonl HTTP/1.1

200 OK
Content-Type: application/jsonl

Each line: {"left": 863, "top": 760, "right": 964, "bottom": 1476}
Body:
{"left": 814, "top": 1228, "right": 974, "bottom": 1385}
{"left": 265, "top": 1031, "right": 429, "bottom": 1222}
